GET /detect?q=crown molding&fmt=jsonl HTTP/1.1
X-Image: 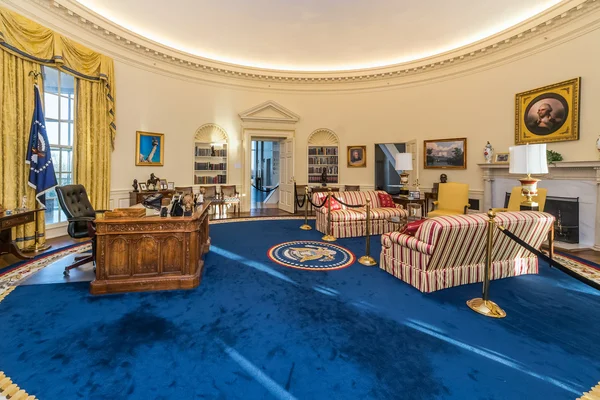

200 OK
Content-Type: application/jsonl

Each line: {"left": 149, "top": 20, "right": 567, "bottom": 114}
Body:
{"left": 2, "top": 0, "right": 600, "bottom": 91}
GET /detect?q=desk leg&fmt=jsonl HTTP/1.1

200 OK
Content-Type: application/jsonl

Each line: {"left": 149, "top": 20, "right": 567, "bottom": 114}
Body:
{"left": 0, "top": 229, "right": 34, "bottom": 260}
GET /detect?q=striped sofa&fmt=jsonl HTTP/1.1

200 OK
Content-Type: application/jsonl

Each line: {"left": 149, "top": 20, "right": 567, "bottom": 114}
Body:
{"left": 380, "top": 211, "right": 555, "bottom": 292}
{"left": 313, "top": 190, "right": 409, "bottom": 238}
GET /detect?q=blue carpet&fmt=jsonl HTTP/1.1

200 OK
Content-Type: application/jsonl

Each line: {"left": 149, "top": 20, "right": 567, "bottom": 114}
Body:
{"left": 1, "top": 219, "right": 599, "bottom": 399}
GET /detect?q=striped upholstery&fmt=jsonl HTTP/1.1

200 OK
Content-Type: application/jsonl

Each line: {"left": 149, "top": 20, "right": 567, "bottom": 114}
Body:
{"left": 380, "top": 211, "right": 555, "bottom": 292}
{"left": 313, "top": 190, "right": 409, "bottom": 238}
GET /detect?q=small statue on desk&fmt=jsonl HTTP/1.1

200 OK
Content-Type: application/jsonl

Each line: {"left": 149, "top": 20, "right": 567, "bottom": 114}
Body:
{"left": 132, "top": 179, "right": 139, "bottom": 192}
{"left": 320, "top": 168, "right": 328, "bottom": 187}
{"left": 147, "top": 173, "right": 160, "bottom": 191}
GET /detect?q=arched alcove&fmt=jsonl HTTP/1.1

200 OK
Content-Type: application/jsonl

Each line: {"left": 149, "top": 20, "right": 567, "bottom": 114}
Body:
{"left": 307, "top": 128, "right": 340, "bottom": 184}
{"left": 193, "top": 123, "right": 229, "bottom": 185}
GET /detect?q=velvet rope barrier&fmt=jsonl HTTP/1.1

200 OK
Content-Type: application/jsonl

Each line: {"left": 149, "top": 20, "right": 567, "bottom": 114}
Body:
{"left": 251, "top": 183, "right": 279, "bottom": 193}
{"left": 496, "top": 224, "right": 600, "bottom": 291}
{"left": 331, "top": 194, "right": 366, "bottom": 209}
{"left": 306, "top": 194, "right": 328, "bottom": 209}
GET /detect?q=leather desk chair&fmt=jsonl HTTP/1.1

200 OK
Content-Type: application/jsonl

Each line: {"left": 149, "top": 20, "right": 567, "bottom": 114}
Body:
{"left": 56, "top": 184, "right": 108, "bottom": 276}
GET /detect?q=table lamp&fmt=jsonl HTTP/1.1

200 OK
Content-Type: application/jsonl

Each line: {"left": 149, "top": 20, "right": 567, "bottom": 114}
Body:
{"left": 509, "top": 143, "right": 548, "bottom": 210}
{"left": 395, "top": 153, "right": 413, "bottom": 196}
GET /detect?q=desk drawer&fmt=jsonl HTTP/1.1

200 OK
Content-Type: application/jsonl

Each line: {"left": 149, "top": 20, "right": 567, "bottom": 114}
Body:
{"left": 1, "top": 213, "right": 34, "bottom": 229}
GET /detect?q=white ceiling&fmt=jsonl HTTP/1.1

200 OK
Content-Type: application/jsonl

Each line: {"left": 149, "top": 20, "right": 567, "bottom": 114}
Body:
{"left": 74, "top": 0, "right": 563, "bottom": 72}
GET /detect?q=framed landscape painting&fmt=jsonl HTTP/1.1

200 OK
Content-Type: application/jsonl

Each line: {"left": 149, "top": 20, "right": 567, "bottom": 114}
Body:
{"left": 136, "top": 131, "right": 164, "bottom": 166}
{"left": 424, "top": 138, "right": 467, "bottom": 169}
{"left": 515, "top": 78, "right": 580, "bottom": 145}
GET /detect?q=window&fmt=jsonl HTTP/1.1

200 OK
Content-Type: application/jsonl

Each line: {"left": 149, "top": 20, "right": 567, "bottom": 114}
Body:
{"left": 42, "top": 67, "right": 75, "bottom": 225}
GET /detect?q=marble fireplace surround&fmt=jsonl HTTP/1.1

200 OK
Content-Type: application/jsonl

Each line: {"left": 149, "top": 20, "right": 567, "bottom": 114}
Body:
{"left": 479, "top": 161, "right": 600, "bottom": 250}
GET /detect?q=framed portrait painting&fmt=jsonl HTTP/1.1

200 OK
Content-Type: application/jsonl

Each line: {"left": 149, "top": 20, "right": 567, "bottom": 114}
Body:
{"left": 347, "top": 145, "right": 366, "bottom": 168}
{"left": 136, "top": 131, "right": 164, "bottom": 166}
{"left": 424, "top": 138, "right": 467, "bottom": 169}
{"left": 515, "top": 78, "right": 580, "bottom": 145}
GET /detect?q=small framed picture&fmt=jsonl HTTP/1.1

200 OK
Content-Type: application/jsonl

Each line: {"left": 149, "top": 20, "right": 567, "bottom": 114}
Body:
{"left": 139, "top": 183, "right": 148, "bottom": 191}
{"left": 409, "top": 191, "right": 421, "bottom": 199}
{"left": 494, "top": 153, "right": 509, "bottom": 164}
{"left": 167, "top": 182, "right": 175, "bottom": 190}
{"left": 160, "top": 179, "right": 168, "bottom": 190}
{"left": 347, "top": 145, "right": 367, "bottom": 168}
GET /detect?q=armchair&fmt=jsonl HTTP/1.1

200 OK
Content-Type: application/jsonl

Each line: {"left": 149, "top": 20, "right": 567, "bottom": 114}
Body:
{"left": 493, "top": 187, "right": 547, "bottom": 212}
{"left": 55, "top": 185, "right": 108, "bottom": 277}
{"left": 427, "top": 182, "right": 470, "bottom": 217}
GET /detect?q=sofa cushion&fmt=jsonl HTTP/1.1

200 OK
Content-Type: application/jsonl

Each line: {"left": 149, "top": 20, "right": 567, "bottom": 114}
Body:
{"left": 369, "top": 207, "right": 406, "bottom": 219}
{"left": 328, "top": 209, "right": 366, "bottom": 222}
{"left": 377, "top": 192, "right": 395, "bottom": 208}
{"left": 324, "top": 196, "right": 342, "bottom": 211}
{"left": 400, "top": 219, "right": 427, "bottom": 236}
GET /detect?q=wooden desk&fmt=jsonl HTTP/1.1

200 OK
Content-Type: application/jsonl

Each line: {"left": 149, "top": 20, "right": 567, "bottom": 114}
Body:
{"left": 0, "top": 209, "right": 40, "bottom": 260}
{"left": 91, "top": 203, "right": 211, "bottom": 295}
{"left": 129, "top": 190, "right": 176, "bottom": 206}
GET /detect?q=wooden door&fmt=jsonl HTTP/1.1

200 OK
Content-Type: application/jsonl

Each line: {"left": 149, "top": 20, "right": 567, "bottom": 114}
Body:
{"left": 278, "top": 138, "right": 295, "bottom": 213}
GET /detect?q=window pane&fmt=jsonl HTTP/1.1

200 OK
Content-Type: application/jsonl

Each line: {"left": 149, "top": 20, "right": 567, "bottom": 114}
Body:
{"left": 61, "top": 173, "right": 72, "bottom": 186}
{"left": 60, "top": 122, "right": 70, "bottom": 146}
{"left": 61, "top": 149, "right": 72, "bottom": 172}
{"left": 69, "top": 95, "right": 75, "bottom": 120}
{"left": 46, "top": 121, "right": 59, "bottom": 144}
{"left": 43, "top": 67, "right": 59, "bottom": 94}
{"left": 60, "top": 96, "right": 70, "bottom": 120}
{"left": 51, "top": 148, "right": 60, "bottom": 169}
{"left": 60, "top": 71, "right": 74, "bottom": 96}
{"left": 44, "top": 93, "right": 59, "bottom": 120}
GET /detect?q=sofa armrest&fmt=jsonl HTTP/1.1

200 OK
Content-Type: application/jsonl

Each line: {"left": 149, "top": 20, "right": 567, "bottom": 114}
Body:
{"left": 382, "top": 232, "right": 434, "bottom": 255}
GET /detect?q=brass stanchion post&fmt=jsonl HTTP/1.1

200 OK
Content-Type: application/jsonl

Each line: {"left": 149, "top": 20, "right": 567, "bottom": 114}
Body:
{"left": 359, "top": 198, "right": 377, "bottom": 266}
{"left": 467, "top": 210, "right": 506, "bottom": 318}
{"left": 300, "top": 192, "right": 312, "bottom": 230}
{"left": 322, "top": 188, "right": 336, "bottom": 242}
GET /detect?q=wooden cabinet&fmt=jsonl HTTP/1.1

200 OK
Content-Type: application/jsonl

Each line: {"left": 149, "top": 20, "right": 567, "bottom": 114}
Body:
{"left": 91, "top": 203, "right": 211, "bottom": 295}
{"left": 129, "top": 190, "right": 176, "bottom": 206}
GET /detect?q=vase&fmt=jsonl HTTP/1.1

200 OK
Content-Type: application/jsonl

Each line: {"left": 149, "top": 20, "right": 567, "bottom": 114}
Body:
{"left": 484, "top": 141, "right": 494, "bottom": 164}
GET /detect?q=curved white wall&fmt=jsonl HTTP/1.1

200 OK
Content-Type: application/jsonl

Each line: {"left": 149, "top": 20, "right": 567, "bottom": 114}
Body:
{"left": 111, "top": 26, "right": 600, "bottom": 196}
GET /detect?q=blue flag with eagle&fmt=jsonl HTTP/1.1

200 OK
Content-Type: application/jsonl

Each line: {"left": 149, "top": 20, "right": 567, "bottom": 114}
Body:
{"left": 26, "top": 85, "right": 58, "bottom": 207}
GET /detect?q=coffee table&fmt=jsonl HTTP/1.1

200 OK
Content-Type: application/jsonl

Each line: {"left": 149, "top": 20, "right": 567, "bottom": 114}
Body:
{"left": 386, "top": 215, "right": 408, "bottom": 232}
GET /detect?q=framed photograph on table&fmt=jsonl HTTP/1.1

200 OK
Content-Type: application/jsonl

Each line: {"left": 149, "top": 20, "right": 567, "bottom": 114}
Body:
{"left": 423, "top": 138, "right": 467, "bottom": 169}
{"left": 347, "top": 145, "right": 366, "bottom": 168}
{"left": 159, "top": 179, "right": 168, "bottom": 190}
{"left": 136, "top": 131, "right": 164, "bottom": 166}
{"left": 494, "top": 153, "right": 509, "bottom": 164}
{"left": 167, "top": 182, "right": 175, "bottom": 190}
{"left": 515, "top": 78, "right": 580, "bottom": 145}
{"left": 139, "top": 183, "right": 148, "bottom": 191}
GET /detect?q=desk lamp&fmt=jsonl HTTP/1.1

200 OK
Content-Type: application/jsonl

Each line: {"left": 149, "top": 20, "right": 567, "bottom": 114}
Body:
{"left": 509, "top": 144, "right": 548, "bottom": 210}
{"left": 395, "top": 153, "right": 413, "bottom": 196}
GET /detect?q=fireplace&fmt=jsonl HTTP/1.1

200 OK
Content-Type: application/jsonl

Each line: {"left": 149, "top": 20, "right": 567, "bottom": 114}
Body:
{"left": 503, "top": 193, "right": 580, "bottom": 243}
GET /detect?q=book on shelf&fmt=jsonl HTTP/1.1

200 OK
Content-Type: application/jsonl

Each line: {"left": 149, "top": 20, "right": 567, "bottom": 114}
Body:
{"left": 194, "top": 175, "right": 227, "bottom": 184}
{"left": 308, "top": 146, "right": 338, "bottom": 156}
{"left": 194, "top": 162, "right": 227, "bottom": 170}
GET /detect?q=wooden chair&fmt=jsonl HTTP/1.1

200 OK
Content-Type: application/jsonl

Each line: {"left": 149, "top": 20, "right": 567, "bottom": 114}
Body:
{"left": 493, "top": 187, "right": 548, "bottom": 212}
{"left": 175, "top": 186, "right": 193, "bottom": 195}
{"left": 221, "top": 185, "right": 240, "bottom": 216}
{"left": 344, "top": 185, "right": 360, "bottom": 192}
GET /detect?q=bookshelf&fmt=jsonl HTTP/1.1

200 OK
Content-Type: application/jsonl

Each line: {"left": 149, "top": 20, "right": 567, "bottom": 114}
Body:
{"left": 308, "top": 146, "right": 338, "bottom": 184}
{"left": 194, "top": 142, "right": 227, "bottom": 185}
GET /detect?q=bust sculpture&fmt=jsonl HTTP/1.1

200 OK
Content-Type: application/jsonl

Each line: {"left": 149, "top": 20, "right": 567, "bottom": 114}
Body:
{"left": 440, "top": 173, "right": 448, "bottom": 183}
{"left": 320, "top": 168, "right": 328, "bottom": 186}
{"left": 132, "top": 179, "right": 139, "bottom": 192}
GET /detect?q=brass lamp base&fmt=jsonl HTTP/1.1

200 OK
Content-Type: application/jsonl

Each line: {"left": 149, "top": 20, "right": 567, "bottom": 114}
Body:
{"left": 300, "top": 224, "right": 312, "bottom": 230}
{"left": 466, "top": 298, "right": 506, "bottom": 318}
{"left": 358, "top": 255, "right": 377, "bottom": 266}
{"left": 22, "top": 243, "right": 52, "bottom": 253}
{"left": 322, "top": 234, "right": 336, "bottom": 242}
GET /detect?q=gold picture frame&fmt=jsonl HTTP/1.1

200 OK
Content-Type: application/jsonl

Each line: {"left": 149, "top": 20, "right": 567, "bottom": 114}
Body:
{"left": 494, "top": 152, "right": 509, "bottom": 164}
{"left": 136, "top": 131, "right": 164, "bottom": 166}
{"left": 515, "top": 78, "right": 580, "bottom": 145}
{"left": 424, "top": 138, "right": 467, "bottom": 169}
{"left": 347, "top": 145, "right": 366, "bottom": 168}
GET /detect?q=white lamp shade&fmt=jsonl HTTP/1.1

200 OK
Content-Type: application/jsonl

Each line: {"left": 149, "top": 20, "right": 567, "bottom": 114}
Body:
{"left": 395, "top": 153, "right": 413, "bottom": 171}
{"left": 509, "top": 144, "right": 548, "bottom": 174}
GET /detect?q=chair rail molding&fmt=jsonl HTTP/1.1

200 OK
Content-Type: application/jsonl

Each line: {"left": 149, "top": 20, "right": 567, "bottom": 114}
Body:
{"left": 2, "top": 0, "right": 600, "bottom": 91}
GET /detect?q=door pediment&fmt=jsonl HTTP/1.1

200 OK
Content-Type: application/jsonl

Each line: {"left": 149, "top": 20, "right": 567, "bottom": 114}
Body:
{"left": 239, "top": 101, "right": 300, "bottom": 124}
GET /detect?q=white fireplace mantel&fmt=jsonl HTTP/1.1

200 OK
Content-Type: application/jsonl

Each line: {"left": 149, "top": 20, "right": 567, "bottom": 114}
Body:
{"left": 479, "top": 161, "right": 600, "bottom": 250}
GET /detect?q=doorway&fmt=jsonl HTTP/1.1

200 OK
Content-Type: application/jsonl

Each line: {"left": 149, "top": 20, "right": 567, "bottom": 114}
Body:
{"left": 251, "top": 140, "right": 280, "bottom": 208}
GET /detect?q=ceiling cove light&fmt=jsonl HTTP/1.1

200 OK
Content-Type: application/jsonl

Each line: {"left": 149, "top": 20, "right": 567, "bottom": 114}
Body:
{"left": 74, "top": 0, "right": 562, "bottom": 72}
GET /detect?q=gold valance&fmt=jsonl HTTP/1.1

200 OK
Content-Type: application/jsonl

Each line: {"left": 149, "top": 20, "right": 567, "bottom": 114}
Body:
{"left": 0, "top": 7, "right": 116, "bottom": 146}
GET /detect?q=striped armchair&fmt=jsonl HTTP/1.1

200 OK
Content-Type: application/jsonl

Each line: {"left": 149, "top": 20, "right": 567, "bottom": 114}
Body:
{"left": 380, "top": 211, "right": 555, "bottom": 292}
{"left": 312, "top": 190, "right": 408, "bottom": 238}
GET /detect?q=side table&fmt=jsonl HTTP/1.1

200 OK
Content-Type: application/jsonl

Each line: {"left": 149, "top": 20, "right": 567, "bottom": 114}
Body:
{"left": 391, "top": 196, "right": 427, "bottom": 219}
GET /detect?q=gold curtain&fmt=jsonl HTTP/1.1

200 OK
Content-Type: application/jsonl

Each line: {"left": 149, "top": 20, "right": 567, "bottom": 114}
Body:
{"left": 0, "top": 7, "right": 115, "bottom": 241}
{"left": 74, "top": 79, "right": 111, "bottom": 210}
{"left": 0, "top": 50, "right": 45, "bottom": 247}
